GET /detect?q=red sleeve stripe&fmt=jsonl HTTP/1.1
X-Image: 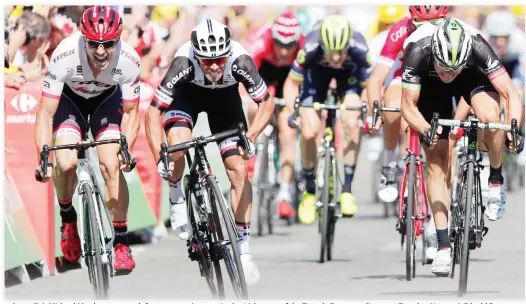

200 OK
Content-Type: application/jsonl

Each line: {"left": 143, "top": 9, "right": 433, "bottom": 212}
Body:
{"left": 42, "top": 91, "right": 61, "bottom": 100}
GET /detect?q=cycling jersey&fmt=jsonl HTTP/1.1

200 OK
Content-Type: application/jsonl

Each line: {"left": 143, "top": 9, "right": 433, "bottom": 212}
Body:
{"left": 402, "top": 19, "right": 506, "bottom": 90}
{"left": 376, "top": 17, "right": 417, "bottom": 86}
{"left": 151, "top": 40, "right": 269, "bottom": 111}
{"left": 42, "top": 31, "right": 141, "bottom": 103}
{"left": 249, "top": 22, "right": 306, "bottom": 68}
{"left": 289, "top": 28, "right": 371, "bottom": 84}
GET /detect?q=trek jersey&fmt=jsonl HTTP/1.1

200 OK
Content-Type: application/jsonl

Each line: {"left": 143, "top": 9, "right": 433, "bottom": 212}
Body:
{"left": 289, "top": 27, "right": 371, "bottom": 84}
{"left": 249, "top": 22, "right": 306, "bottom": 68}
{"left": 402, "top": 19, "right": 507, "bottom": 89}
{"left": 42, "top": 31, "right": 141, "bottom": 103}
{"left": 151, "top": 40, "right": 270, "bottom": 111}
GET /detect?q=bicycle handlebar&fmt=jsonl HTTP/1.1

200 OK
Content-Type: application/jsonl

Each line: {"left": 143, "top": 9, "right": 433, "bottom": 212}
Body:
{"left": 371, "top": 100, "right": 401, "bottom": 131}
{"left": 40, "top": 134, "right": 133, "bottom": 175}
{"left": 430, "top": 112, "right": 519, "bottom": 153}
{"left": 290, "top": 96, "right": 369, "bottom": 127}
{"left": 160, "top": 122, "right": 250, "bottom": 172}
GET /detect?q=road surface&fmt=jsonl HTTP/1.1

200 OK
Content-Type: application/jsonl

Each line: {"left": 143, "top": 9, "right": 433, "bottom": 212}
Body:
{"left": 6, "top": 140, "right": 525, "bottom": 301}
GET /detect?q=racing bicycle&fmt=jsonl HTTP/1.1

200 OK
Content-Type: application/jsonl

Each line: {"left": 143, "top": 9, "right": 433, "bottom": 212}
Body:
{"left": 39, "top": 134, "right": 133, "bottom": 299}
{"left": 160, "top": 123, "right": 250, "bottom": 299}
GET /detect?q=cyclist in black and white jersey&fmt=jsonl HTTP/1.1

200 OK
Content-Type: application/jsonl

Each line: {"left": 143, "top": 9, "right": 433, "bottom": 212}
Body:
{"left": 145, "top": 18, "right": 275, "bottom": 285}
{"left": 401, "top": 17, "right": 523, "bottom": 276}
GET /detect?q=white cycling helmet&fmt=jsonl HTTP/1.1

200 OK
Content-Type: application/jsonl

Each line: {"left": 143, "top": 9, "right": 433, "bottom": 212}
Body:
{"left": 191, "top": 18, "right": 232, "bottom": 58}
{"left": 483, "top": 10, "right": 517, "bottom": 37}
{"left": 431, "top": 18, "right": 473, "bottom": 70}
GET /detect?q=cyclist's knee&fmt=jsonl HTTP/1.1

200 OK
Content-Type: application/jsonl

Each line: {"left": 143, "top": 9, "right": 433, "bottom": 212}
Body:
{"left": 224, "top": 156, "right": 247, "bottom": 188}
{"left": 55, "top": 154, "right": 77, "bottom": 177}
{"left": 99, "top": 150, "right": 121, "bottom": 181}
{"left": 167, "top": 127, "right": 192, "bottom": 160}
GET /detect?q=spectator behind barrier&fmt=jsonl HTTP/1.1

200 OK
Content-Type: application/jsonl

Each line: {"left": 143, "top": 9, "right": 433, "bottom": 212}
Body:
{"left": 9, "top": 11, "right": 51, "bottom": 67}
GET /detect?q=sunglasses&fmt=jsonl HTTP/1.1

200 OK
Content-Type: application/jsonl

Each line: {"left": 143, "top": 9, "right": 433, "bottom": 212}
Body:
{"left": 273, "top": 39, "right": 296, "bottom": 49}
{"left": 197, "top": 56, "right": 228, "bottom": 66}
{"left": 436, "top": 60, "right": 465, "bottom": 73}
{"left": 86, "top": 39, "right": 118, "bottom": 50}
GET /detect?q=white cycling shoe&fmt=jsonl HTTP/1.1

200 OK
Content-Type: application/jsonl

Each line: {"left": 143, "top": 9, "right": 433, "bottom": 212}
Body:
{"left": 485, "top": 182, "right": 506, "bottom": 221}
{"left": 170, "top": 201, "right": 192, "bottom": 240}
{"left": 377, "top": 165, "right": 398, "bottom": 203}
{"left": 430, "top": 248, "right": 452, "bottom": 277}
{"left": 240, "top": 253, "right": 260, "bottom": 285}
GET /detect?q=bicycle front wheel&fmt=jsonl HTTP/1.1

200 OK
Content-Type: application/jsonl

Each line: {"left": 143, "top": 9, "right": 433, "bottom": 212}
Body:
{"left": 83, "top": 183, "right": 109, "bottom": 299}
{"left": 207, "top": 176, "right": 249, "bottom": 299}
{"left": 405, "top": 155, "right": 416, "bottom": 281}
{"left": 319, "top": 148, "right": 331, "bottom": 263}
{"left": 459, "top": 161, "right": 474, "bottom": 297}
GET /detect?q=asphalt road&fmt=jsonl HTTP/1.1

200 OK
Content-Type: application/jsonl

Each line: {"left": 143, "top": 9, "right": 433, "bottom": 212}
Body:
{"left": 6, "top": 139, "right": 525, "bottom": 301}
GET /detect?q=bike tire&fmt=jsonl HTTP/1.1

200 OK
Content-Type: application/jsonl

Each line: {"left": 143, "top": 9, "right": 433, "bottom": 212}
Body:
{"left": 319, "top": 148, "right": 331, "bottom": 263}
{"left": 266, "top": 193, "right": 274, "bottom": 235}
{"left": 327, "top": 151, "right": 337, "bottom": 261}
{"left": 84, "top": 183, "right": 108, "bottom": 299}
{"left": 256, "top": 138, "right": 269, "bottom": 237}
{"left": 257, "top": 187, "right": 266, "bottom": 237}
{"left": 207, "top": 176, "right": 249, "bottom": 299}
{"left": 405, "top": 155, "right": 416, "bottom": 281}
{"left": 459, "top": 161, "right": 474, "bottom": 297}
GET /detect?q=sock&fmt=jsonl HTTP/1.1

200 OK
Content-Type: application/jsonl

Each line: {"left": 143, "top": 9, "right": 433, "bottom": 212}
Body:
{"left": 59, "top": 198, "right": 76, "bottom": 223}
{"left": 236, "top": 221, "right": 250, "bottom": 254}
{"left": 488, "top": 165, "right": 504, "bottom": 185}
{"left": 342, "top": 164, "right": 356, "bottom": 193}
{"left": 113, "top": 220, "right": 128, "bottom": 246}
{"left": 302, "top": 167, "right": 316, "bottom": 194}
{"left": 383, "top": 148, "right": 396, "bottom": 167}
{"left": 169, "top": 179, "right": 185, "bottom": 205}
{"left": 436, "top": 228, "right": 451, "bottom": 250}
{"left": 279, "top": 183, "right": 292, "bottom": 194}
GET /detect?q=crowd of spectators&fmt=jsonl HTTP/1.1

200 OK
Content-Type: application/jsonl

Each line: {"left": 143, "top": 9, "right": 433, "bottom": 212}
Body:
{"left": 4, "top": 5, "right": 525, "bottom": 94}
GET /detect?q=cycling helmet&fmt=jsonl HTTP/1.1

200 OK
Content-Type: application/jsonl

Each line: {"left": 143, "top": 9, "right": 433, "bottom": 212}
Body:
{"left": 151, "top": 6, "right": 179, "bottom": 24}
{"left": 191, "top": 18, "right": 231, "bottom": 58}
{"left": 431, "top": 18, "right": 472, "bottom": 70}
{"left": 319, "top": 15, "right": 352, "bottom": 52}
{"left": 409, "top": 5, "right": 448, "bottom": 21}
{"left": 378, "top": 6, "right": 407, "bottom": 24}
{"left": 483, "top": 11, "right": 517, "bottom": 37}
{"left": 80, "top": 6, "right": 123, "bottom": 41}
{"left": 272, "top": 11, "right": 301, "bottom": 47}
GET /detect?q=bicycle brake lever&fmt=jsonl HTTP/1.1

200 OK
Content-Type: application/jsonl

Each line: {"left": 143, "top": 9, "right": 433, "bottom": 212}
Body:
{"left": 429, "top": 112, "right": 440, "bottom": 143}
{"left": 511, "top": 119, "right": 518, "bottom": 153}
{"left": 372, "top": 100, "right": 379, "bottom": 131}
{"left": 237, "top": 122, "right": 250, "bottom": 150}
{"left": 160, "top": 142, "right": 169, "bottom": 173}
{"left": 119, "top": 134, "right": 131, "bottom": 168}
{"left": 40, "top": 145, "right": 49, "bottom": 177}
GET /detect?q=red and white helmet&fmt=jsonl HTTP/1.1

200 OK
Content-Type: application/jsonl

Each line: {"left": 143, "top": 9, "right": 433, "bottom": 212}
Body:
{"left": 272, "top": 11, "right": 301, "bottom": 47}
{"left": 80, "top": 6, "right": 123, "bottom": 41}
{"left": 409, "top": 5, "right": 448, "bottom": 21}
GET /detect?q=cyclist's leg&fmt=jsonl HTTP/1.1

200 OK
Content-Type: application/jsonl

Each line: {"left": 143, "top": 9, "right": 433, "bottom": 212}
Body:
{"left": 51, "top": 87, "right": 88, "bottom": 263}
{"left": 463, "top": 72, "right": 505, "bottom": 220}
{"left": 378, "top": 76, "right": 403, "bottom": 203}
{"left": 417, "top": 80, "right": 455, "bottom": 275}
{"left": 207, "top": 86, "right": 259, "bottom": 284}
{"left": 162, "top": 84, "right": 198, "bottom": 240}
{"left": 297, "top": 68, "right": 327, "bottom": 224}
{"left": 91, "top": 86, "right": 135, "bottom": 272}
{"left": 336, "top": 70, "right": 365, "bottom": 216}
{"left": 277, "top": 106, "right": 297, "bottom": 217}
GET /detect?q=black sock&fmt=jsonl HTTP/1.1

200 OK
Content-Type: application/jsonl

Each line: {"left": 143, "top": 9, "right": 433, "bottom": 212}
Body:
{"left": 113, "top": 221, "right": 128, "bottom": 246}
{"left": 303, "top": 167, "right": 315, "bottom": 194}
{"left": 488, "top": 165, "right": 504, "bottom": 185}
{"left": 437, "top": 229, "right": 451, "bottom": 250}
{"left": 342, "top": 164, "right": 356, "bottom": 193}
{"left": 59, "top": 198, "right": 76, "bottom": 223}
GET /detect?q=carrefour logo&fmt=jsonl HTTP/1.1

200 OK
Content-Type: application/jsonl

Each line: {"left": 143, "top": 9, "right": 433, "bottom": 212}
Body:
{"left": 6, "top": 93, "right": 38, "bottom": 124}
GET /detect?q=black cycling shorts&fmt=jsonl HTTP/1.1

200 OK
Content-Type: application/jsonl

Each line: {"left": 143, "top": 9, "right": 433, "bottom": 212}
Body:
{"left": 163, "top": 83, "right": 248, "bottom": 160}
{"left": 299, "top": 65, "right": 363, "bottom": 106}
{"left": 258, "top": 60, "right": 291, "bottom": 99}
{"left": 53, "top": 84, "right": 123, "bottom": 141}
{"left": 417, "top": 68, "right": 498, "bottom": 140}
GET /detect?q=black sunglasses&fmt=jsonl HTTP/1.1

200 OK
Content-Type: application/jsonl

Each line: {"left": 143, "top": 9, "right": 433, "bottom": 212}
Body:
{"left": 86, "top": 39, "right": 118, "bottom": 49}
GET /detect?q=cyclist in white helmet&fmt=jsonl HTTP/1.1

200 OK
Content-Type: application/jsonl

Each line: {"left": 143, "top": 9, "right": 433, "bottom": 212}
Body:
{"left": 145, "top": 18, "right": 275, "bottom": 285}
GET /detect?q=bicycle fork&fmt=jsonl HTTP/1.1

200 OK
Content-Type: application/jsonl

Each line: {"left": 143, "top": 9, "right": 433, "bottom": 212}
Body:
{"left": 315, "top": 141, "right": 341, "bottom": 220}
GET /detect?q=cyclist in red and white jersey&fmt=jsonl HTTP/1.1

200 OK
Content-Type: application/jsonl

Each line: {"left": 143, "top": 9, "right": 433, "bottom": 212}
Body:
{"left": 366, "top": 6, "right": 448, "bottom": 203}
{"left": 34, "top": 6, "right": 141, "bottom": 274}
{"left": 245, "top": 11, "right": 305, "bottom": 219}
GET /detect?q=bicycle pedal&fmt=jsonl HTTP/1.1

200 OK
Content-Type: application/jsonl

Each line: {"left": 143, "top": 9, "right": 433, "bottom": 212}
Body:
{"left": 482, "top": 227, "right": 489, "bottom": 236}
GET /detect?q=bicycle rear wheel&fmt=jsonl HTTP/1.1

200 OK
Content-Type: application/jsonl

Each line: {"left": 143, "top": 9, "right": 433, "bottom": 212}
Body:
{"left": 459, "top": 161, "right": 474, "bottom": 297}
{"left": 207, "top": 176, "right": 249, "bottom": 299}
{"left": 83, "top": 183, "right": 109, "bottom": 299}
{"left": 405, "top": 155, "right": 416, "bottom": 281}
{"left": 318, "top": 148, "right": 330, "bottom": 263}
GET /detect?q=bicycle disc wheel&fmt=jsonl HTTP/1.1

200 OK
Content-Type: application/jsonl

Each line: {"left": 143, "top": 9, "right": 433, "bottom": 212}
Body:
{"left": 207, "top": 176, "right": 249, "bottom": 299}
{"left": 459, "top": 161, "right": 474, "bottom": 297}
{"left": 83, "top": 183, "right": 108, "bottom": 299}
{"left": 319, "top": 148, "right": 331, "bottom": 263}
{"left": 405, "top": 154, "right": 416, "bottom": 281}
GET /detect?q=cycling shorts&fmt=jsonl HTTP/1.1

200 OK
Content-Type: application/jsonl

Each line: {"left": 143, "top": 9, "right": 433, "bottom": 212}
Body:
{"left": 163, "top": 83, "right": 248, "bottom": 160}
{"left": 52, "top": 85, "right": 123, "bottom": 141}
{"left": 258, "top": 60, "right": 291, "bottom": 99}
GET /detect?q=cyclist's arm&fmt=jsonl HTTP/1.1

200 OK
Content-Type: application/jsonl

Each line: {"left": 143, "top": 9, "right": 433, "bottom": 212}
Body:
{"left": 120, "top": 75, "right": 141, "bottom": 150}
{"left": 232, "top": 54, "right": 273, "bottom": 142}
{"left": 473, "top": 34, "right": 522, "bottom": 127}
{"left": 284, "top": 45, "right": 310, "bottom": 113}
{"left": 400, "top": 42, "right": 429, "bottom": 134}
{"left": 453, "top": 98, "right": 471, "bottom": 121}
{"left": 146, "top": 56, "right": 194, "bottom": 163}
